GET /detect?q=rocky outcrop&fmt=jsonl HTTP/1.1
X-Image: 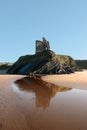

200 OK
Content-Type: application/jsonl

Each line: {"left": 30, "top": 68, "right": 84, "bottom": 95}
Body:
{"left": 7, "top": 50, "right": 77, "bottom": 75}
{"left": 56, "top": 55, "right": 78, "bottom": 74}
{"left": 75, "top": 60, "right": 87, "bottom": 69}
{"left": 0, "top": 62, "right": 13, "bottom": 74}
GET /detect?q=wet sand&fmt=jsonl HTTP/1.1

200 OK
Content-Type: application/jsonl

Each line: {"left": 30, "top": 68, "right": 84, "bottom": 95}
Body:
{"left": 0, "top": 71, "right": 87, "bottom": 130}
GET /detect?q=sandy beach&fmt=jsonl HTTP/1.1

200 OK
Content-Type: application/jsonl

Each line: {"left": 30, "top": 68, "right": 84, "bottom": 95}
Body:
{"left": 42, "top": 70, "right": 87, "bottom": 90}
{"left": 0, "top": 70, "right": 87, "bottom": 130}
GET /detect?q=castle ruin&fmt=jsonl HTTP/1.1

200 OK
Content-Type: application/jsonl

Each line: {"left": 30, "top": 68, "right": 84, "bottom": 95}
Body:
{"left": 36, "top": 37, "right": 50, "bottom": 54}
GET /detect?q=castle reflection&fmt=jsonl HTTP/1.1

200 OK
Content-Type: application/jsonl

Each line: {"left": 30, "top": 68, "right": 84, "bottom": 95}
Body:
{"left": 15, "top": 77, "right": 71, "bottom": 109}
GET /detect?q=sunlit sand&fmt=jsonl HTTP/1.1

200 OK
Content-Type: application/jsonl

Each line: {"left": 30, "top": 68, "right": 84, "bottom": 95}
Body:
{"left": 42, "top": 70, "right": 87, "bottom": 90}
{"left": 0, "top": 70, "right": 87, "bottom": 130}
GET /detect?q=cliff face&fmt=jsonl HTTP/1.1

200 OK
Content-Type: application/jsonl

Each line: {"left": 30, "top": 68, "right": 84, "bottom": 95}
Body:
{"left": 7, "top": 50, "right": 77, "bottom": 75}
{"left": 75, "top": 60, "right": 87, "bottom": 69}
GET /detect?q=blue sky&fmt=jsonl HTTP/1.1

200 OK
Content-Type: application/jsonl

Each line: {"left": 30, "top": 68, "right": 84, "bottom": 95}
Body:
{"left": 0, "top": 0, "right": 87, "bottom": 62}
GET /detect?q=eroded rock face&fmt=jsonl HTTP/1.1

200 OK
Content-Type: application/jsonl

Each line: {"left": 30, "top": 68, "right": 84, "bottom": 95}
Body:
{"left": 7, "top": 50, "right": 77, "bottom": 75}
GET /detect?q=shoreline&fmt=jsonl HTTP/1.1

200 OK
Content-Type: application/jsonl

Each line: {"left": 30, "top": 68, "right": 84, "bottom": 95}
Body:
{"left": 0, "top": 69, "right": 87, "bottom": 90}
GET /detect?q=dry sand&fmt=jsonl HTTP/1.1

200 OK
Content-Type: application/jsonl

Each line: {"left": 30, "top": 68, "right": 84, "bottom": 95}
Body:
{"left": 42, "top": 70, "right": 87, "bottom": 90}
{"left": 0, "top": 71, "right": 87, "bottom": 130}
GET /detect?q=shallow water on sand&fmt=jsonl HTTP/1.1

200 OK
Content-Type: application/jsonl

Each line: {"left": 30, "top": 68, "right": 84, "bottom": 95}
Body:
{"left": 0, "top": 76, "right": 87, "bottom": 130}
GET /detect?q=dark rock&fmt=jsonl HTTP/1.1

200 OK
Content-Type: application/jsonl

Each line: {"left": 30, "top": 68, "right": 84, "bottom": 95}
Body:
{"left": 7, "top": 50, "right": 77, "bottom": 75}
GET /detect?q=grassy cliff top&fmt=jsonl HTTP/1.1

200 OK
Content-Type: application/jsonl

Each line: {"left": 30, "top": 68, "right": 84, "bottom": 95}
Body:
{"left": 56, "top": 54, "right": 77, "bottom": 67}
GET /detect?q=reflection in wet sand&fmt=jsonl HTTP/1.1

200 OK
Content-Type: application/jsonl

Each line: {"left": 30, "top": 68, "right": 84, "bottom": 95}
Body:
{"left": 15, "top": 77, "right": 71, "bottom": 109}
{"left": 1, "top": 75, "right": 87, "bottom": 130}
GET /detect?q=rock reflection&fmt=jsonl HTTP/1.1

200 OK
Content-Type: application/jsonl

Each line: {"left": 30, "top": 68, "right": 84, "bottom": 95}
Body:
{"left": 15, "top": 77, "right": 71, "bottom": 109}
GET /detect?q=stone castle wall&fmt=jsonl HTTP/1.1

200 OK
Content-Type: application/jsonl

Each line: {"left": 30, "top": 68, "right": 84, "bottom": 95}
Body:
{"left": 36, "top": 38, "right": 50, "bottom": 53}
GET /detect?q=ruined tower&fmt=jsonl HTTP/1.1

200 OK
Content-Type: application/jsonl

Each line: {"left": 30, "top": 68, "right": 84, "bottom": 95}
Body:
{"left": 36, "top": 37, "right": 50, "bottom": 54}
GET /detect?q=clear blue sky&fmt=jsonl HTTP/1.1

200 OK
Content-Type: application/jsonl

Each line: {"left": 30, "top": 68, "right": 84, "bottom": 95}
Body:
{"left": 0, "top": 0, "right": 87, "bottom": 62}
